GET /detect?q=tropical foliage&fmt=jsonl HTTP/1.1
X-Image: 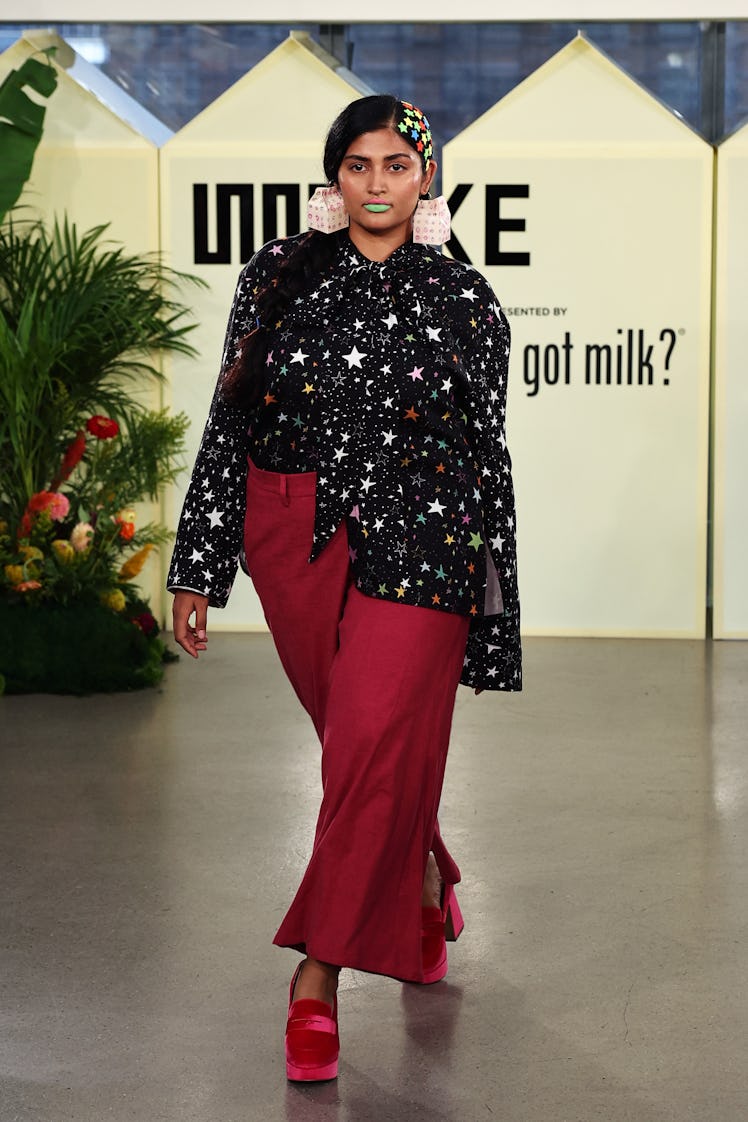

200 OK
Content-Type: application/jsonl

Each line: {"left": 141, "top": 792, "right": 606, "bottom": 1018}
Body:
{"left": 0, "top": 217, "right": 199, "bottom": 529}
{"left": 0, "top": 216, "right": 203, "bottom": 692}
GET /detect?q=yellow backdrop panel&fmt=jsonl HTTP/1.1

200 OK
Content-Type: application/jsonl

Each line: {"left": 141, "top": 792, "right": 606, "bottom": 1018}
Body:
{"left": 0, "top": 33, "right": 167, "bottom": 610}
{"left": 160, "top": 32, "right": 371, "bottom": 629}
{"left": 444, "top": 36, "right": 712, "bottom": 637}
{"left": 714, "top": 123, "right": 748, "bottom": 638}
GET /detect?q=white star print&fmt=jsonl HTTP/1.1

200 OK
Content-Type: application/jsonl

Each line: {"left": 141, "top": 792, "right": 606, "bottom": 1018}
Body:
{"left": 167, "top": 236, "right": 520, "bottom": 695}
{"left": 344, "top": 346, "right": 367, "bottom": 368}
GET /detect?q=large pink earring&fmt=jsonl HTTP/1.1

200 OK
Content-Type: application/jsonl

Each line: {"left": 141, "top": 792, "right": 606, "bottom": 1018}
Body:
{"left": 307, "top": 185, "right": 349, "bottom": 234}
{"left": 412, "top": 194, "right": 451, "bottom": 246}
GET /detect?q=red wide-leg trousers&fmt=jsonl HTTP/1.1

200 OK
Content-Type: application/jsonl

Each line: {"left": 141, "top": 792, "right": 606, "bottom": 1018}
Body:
{"left": 244, "top": 460, "right": 470, "bottom": 983}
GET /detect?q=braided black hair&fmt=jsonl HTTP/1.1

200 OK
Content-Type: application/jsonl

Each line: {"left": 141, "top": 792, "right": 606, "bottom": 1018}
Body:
{"left": 222, "top": 95, "right": 422, "bottom": 409}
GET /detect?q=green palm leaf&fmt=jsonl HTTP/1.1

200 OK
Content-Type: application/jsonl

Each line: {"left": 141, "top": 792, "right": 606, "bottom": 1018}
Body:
{"left": 0, "top": 53, "right": 58, "bottom": 221}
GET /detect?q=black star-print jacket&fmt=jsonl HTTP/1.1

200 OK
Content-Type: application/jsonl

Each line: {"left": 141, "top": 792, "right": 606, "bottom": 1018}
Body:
{"left": 168, "top": 231, "right": 521, "bottom": 691}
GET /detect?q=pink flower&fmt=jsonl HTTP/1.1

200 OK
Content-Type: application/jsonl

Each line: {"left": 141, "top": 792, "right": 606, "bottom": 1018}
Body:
{"left": 70, "top": 522, "right": 94, "bottom": 552}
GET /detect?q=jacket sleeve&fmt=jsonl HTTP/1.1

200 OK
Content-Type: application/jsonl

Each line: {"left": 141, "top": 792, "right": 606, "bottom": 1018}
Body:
{"left": 166, "top": 262, "right": 259, "bottom": 608}
{"left": 455, "top": 271, "right": 522, "bottom": 692}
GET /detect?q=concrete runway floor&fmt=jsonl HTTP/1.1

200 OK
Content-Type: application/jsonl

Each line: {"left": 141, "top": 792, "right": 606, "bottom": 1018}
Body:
{"left": 1, "top": 634, "right": 746, "bottom": 1122}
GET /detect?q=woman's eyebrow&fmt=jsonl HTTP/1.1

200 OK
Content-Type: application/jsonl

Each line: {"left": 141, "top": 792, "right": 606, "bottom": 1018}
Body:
{"left": 344, "top": 151, "right": 415, "bottom": 162}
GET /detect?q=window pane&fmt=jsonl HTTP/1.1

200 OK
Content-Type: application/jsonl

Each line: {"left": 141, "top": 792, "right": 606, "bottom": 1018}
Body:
{"left": 0, "top": 23, "right": 316, "bottom": 132}
{"left": 348, "top": 22, "right": 704, "bottom": 146}
{"left": 725, "top": 21, "right": 748, "bottom": 137}
{"left": 3, "top": 21, "right": 746, "bottom": 143}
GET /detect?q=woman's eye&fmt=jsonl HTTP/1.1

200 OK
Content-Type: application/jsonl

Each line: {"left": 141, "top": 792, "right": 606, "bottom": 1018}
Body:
{"left": 390, "top": 163, "right": 405, "bottom": 171}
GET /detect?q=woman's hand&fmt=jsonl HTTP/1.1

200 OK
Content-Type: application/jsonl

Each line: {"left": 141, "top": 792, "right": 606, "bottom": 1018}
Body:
{"left": 172, "top": 590, "right": 210, "bottom": 659}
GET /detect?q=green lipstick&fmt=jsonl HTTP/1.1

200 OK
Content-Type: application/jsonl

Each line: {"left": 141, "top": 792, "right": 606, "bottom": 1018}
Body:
{"left": 364, "top": 203, "right": 391, "bottom": 212}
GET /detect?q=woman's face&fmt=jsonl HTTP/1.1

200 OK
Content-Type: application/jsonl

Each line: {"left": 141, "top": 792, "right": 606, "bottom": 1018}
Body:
{"left": 336, "top": 127, "right": 436, "bottom": 252}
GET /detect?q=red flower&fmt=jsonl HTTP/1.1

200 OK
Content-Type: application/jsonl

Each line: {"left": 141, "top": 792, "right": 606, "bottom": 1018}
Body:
{"left": 50, "top": 430, "right": 86, "bottom": 488}
{"left": 86, "top": 415, "right": 120, "bottom": 440}
{"left": 132, "top": 612, "right": 158, "bottom": 637}
{"left": 118, "top": 521, "right": 135, "bottom": 541}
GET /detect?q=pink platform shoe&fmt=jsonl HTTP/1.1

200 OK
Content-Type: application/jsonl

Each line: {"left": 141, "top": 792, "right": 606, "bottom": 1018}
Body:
{"left": 420, "top": 882, "right": 465, "bottom": 984}
{"left": 284, "top": 963, "right": 340, "bottom": 1082}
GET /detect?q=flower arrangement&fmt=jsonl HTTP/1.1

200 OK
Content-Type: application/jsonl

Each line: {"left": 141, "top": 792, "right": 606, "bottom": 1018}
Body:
{"left": 0, "top": 216, "right": 203, "bottom": 694}
{"left": 1, "top": 409, "right": 186, "bottom": 609}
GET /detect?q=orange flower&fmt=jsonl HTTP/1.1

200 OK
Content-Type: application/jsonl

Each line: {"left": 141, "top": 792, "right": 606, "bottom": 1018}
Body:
{"left": 114, "top": 507, "right": 136, "bottom": 541}
{"left": 118, "top": 543, "right": 154, "bottom": 581}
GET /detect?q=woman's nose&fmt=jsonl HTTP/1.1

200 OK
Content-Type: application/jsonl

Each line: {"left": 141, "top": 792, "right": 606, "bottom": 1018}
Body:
{"left": 366, "top": 167, "right": 387, "bottom": 194}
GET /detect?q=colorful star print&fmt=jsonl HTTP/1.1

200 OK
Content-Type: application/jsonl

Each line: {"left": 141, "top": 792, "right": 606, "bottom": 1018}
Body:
{"left": 396, "top": 100, "right": 434, "bottom": 167}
